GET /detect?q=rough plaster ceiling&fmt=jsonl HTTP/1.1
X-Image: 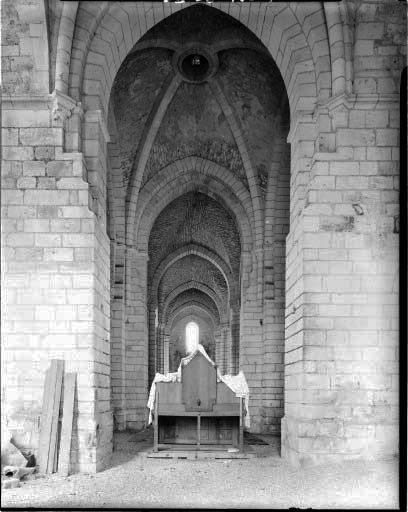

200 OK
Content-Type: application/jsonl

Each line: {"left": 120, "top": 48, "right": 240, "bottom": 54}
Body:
{"left": 148, "top": 192, "right": 241, "bottom": 283}
{"left": 143, "top": 80, "right": 247, "bottom": 186}
{"left": 109, "top": 4, "right": 288, "bottom": 192}
{"left": 217, "top": 48, "right": 289, "bottom": 192}
{"left": 111, "top": 48, "right": 174, "bottom": 184}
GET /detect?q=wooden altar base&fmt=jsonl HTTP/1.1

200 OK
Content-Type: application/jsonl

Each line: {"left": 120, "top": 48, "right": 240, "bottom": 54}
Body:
{"left": 146, "top": 444, "right": 255, "bottom": 459}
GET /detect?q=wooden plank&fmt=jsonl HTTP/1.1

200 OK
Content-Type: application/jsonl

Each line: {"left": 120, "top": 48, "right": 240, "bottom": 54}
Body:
{"left": 147, "top": 450, "right": 197, "bottom": 460}
{"left": 58, "top": 373, "right": 76, "bottom": 477}
{"left": 239, "top": 398, "right": 244, "bottom": 452}
{"left": 157, "top": 444, "right": 198, "bottom": 450}
{"left": 182, "top": 352, "right": 217, "bottom": 412}
{"left": 208, "top": 416, "right": 217, "bottom": 443}
{"left": 38, "top": 360, "right": 64, "bottom": 474}
{"left": 156, "top": 443, "right": 239, "bottom": 451}
{"left": 197, "top": 451, "right": 255, "bottom": 459}
{"left": 158, "top": 407, "right": 240, "bottom": 416}
{"left": 232, "top": 417, "right": 239, "bottom": 447}
{"left": 53, "top": 432, "right": 58, "bottom": 473}
{"left": 153, "top": 389, "right": 158, "bottom": 452}
{"left": 156, "top": 382, "right": 182, "bottom": 404}
{"left": 47, "top": 360, "right": 64, "bottom": 473}
{"left": 161, "top": 438, "right": 197, "bottom": 444}
{"left": 197, "top": 414, "right": 201, "bottom": 449}
{"left": 38, "top": 368, "right": 52, "bottom": 473}
{"left": 147, "top": 446, "right": 255, "bottom": 459}
{"left": 216, "top": 383, "right": 240, "bottom": 404}
{"left": 200, "top": 416, "right": 209, "bottom": 441}
{"left": 212, "top": 404, "right": 240, "bottom": 414}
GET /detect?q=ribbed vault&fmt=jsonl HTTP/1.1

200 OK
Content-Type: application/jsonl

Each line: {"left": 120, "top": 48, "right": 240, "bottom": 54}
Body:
{"left": 106, "top": 2, "right": 290, "bottom": 427}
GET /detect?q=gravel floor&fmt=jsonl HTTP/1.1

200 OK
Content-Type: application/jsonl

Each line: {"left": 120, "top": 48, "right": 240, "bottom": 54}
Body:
{"left": 1, "top": 434, "right": 399, "bottom": 509}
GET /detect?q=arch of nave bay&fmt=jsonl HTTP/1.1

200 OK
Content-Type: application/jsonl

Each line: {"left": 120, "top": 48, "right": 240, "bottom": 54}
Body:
{"left": 110, "top": 5, "right": 290, "bottom": 442}
{"left": 1, "top": 1, "right": 404, "bottom": 472}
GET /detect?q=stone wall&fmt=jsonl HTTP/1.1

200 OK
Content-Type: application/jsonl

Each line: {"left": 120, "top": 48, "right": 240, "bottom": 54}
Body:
{"left": 1, "top": 95, "right": 112, "bottom": 472}
{"left": 281, "top": 0, "right": 404, "bottom": 466}
{"left": 2, "top": 0, "right": 49, "bottom": 95}
{"left": 1, "top": 0, "right": 405, "bottom": 472}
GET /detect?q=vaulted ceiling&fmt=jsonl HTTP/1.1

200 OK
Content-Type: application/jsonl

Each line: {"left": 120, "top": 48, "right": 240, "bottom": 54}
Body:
{"left": 108, "top": 4, "right": 289, "bottom": 349}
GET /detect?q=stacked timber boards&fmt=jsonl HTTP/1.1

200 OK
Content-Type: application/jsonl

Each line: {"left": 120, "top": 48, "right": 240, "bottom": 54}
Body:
{"left": 38, "top": 360, "right": 76, "bottom": 476}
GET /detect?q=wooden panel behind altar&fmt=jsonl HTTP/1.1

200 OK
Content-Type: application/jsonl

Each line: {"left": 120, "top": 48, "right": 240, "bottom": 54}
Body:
{"left": 154, "top": 352, "right": 243, "bottom": 450}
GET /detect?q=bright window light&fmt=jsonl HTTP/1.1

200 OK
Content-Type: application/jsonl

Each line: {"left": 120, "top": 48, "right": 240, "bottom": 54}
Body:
{"left": 185, "top": 321, "right": 199, "bottom": 354}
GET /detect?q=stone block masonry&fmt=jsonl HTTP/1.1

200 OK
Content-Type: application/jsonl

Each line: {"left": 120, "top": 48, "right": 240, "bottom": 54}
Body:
{"left": 1, "top": 0, "right": 405, "bottom": 473}
{"left": 1, "top": 97, "right": 112, "bottom": 473}
{"left": 282, "top": 95, "right": 400, "bottom": 466}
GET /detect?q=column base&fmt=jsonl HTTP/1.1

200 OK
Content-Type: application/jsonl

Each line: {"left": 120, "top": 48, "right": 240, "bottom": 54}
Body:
{"left": 281, "top": 415, "right": 398, "bottom": 467}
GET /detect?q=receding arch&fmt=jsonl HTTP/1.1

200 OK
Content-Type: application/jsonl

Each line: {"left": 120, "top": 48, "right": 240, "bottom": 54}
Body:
{"left": 162, "top": 281, "right": 226, "bottom": 323}
{"left": 150, "top": 243, "right": 237, "bottom": 308}
{"left": 156, "top": 254, "right": 229, "bottom": 320}
{"left": 168, "top": 303, "right": 219, "bottom": 333}
{"left": 131, "top": 158, "right": 252, "bottom": 252}
{"left": 127, "top": 37, "right": 270, "bottom": 59}
{"left": 74, "top": 2, "right": 322, "bottom": 117}
{"left": 165, "top": 289, "right": 221, "bottom": 326}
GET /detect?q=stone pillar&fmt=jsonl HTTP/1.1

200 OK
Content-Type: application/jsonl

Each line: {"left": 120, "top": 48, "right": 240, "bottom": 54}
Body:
{"left": 220, "top": 324, "right": 229, "bottom": 375}
{"left": 163, "top": 336, "right": 170, "bottom": 374}
{"left": 156, "top": 323, "right": 165, "bottom": 374}
{"left": 110, "top": 242, "right": 126, "bottom": 431}
{"left": 282, "top": 92, "right": 400, "bottom": 465}
{"left": 214, "top": 327, "right": 222, "bottom": 367}
{"left": 1, "top": 94, "right": 112, "bottom": 472}
{"left": 281, "top": 109, "right": 321, "bottom": 465}
{"left": 239, "top": 248, "right": 263, "bottom": 432}
{"left": 261, "top": 137, "right": 289, "bottom": 435}
{"left": 229, "top": 304, "right": 240, "bottom": 374}
{"left": 240, "top": 249, "right": 264, "bottom": 432}
{"left": 225, "top": 324, "right": 232, "bottom": 374}
{"left": 262, "top": 248, "right": 285, "bottom": 436}
{"left": 147, "top": 304, "right": 156, "bottom": 385}
{"left": 124, "top": 248, "right": 149, "bottom": 430}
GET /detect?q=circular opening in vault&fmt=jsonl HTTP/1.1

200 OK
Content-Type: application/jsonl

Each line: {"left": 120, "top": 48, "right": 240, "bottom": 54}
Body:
{"left": 179, "top": 53, "right": 210, "bottom": 82}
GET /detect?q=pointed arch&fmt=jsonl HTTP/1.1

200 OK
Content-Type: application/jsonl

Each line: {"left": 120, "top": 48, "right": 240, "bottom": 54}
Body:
{"left": 130, "top": 157, "right": 253, "bottom": 252}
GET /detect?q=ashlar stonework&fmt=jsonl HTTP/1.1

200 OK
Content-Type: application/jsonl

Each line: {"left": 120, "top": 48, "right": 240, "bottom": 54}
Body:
{"left": 1, "top": 0, "right": 405, "bottom": 472}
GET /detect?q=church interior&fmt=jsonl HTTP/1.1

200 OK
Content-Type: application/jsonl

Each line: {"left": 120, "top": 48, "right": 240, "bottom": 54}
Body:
{"left": 1, "top": 2, "right": 405, "bottom": 502}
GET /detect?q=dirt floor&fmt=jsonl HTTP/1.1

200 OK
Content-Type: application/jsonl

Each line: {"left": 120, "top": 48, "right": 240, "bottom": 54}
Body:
{"left": 1, "top": 431, "right": 399, "bottom": 509}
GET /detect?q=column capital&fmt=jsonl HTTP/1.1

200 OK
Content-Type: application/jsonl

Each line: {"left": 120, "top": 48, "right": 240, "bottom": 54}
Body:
{"left": 51, "top": 89, "right": 83, "bottom": 125}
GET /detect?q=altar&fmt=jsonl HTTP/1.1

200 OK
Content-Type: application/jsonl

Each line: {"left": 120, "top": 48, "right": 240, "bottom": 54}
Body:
{"left": 147, "top": 345, "right": 249, "bottom": 454}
